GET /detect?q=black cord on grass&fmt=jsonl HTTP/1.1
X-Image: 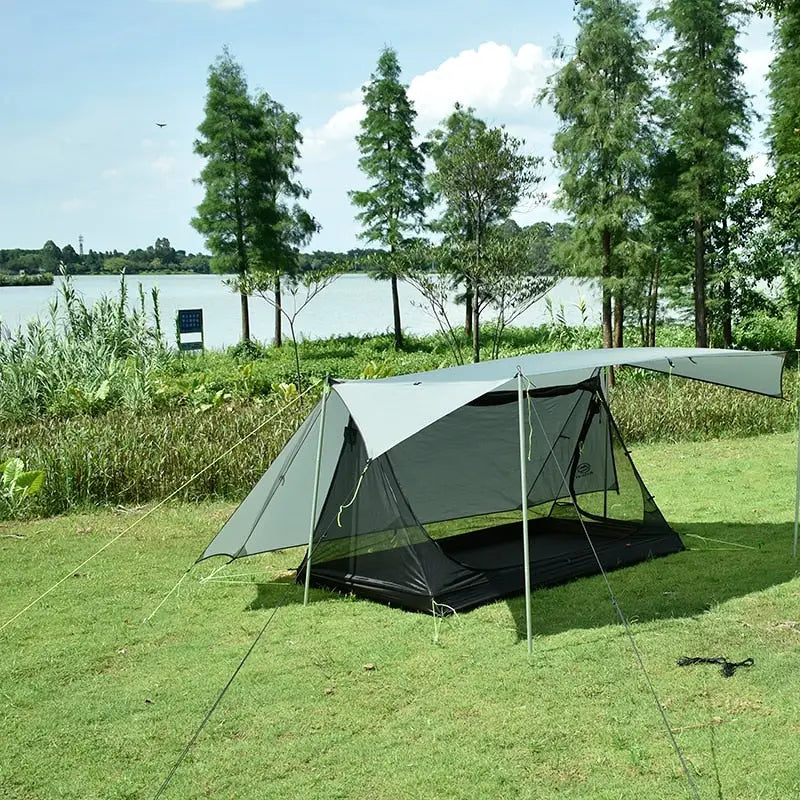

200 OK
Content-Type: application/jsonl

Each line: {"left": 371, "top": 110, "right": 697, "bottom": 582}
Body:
{"left": 151, "top": 582, "right": 294, "bottom": 800}
{"left": 677, "top": 656, "right": 755, "bottom": 678}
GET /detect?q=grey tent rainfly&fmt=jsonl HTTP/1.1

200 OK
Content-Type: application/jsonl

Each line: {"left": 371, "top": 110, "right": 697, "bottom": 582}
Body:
{"left": 199, "top": 347, "right": 787, "bottom": 653}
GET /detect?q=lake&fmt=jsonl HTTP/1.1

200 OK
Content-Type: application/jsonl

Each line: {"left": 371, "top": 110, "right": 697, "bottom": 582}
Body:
{"left": 0, "top": 273, "right": 599, "bottom": 350}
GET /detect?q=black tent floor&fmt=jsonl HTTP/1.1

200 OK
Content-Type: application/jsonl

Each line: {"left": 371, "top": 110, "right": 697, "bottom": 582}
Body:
{"left": 306, "top": 515, "right": 684, "bottom": 613}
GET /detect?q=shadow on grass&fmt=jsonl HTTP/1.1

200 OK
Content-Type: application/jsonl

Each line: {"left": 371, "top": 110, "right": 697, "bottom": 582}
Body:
{"left": 504, "top": 522, "right": 799, "bottom": 640}
{"left": 244, "top": 522, "right": 799, "bottom": 635}
{"left": 247, "top": 575, "right": 300, "bottom": 611}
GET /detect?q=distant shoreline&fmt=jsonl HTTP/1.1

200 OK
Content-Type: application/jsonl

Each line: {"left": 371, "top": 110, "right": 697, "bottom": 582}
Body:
{"left": 0, "top": 273, "right": 54, "bottom": 287}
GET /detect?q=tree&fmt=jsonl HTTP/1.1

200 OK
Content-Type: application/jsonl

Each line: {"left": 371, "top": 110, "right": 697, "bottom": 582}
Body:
{"left": 650, "top": 0, "right": 751, "bottom": 347}
{"left": 252, "top": 267, "right": 340, "bottom": 389}
{"left": 192, "top": 48, "right": 284, "bottom": 343}
{"left": 40, "top": 241, "right": 62, "bottom": 273}
{"left": 350, "top": 47, "right": 428, "bottom": 351}
{"left": 255, "top": 95, "right": 318, "bottom": 348}
{"left": 153, "top": 237, "right": 175, "bottom": 265}
{"left": 60, "top": 244, "right": 80, "bottom": 272}
{"left": 767, "top": 2, "right": 800, "bottom": 347}
{"left": 541, "top": 0, "right": 653, "bottom": 350}
{"left": 426, "top": 104, "right": 544, "bottom": 362}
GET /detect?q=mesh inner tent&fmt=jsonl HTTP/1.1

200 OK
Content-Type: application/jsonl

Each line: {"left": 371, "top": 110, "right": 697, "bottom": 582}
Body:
{"left": 298, "top": 376, "right": 682, "bottom": 612}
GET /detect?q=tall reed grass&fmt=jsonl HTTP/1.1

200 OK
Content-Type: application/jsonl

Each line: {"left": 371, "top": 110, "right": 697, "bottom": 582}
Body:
{"left": 0, "top": 274, "right": 169, "bottom": 421}
{"left": 1, "top": 396, "right": 309, "bottom": 518}
{"left": 1, "top": 371, "right": 793, "bottom": 521}
{"left": 610, "top": 370, "right": 797, "bottom": 443}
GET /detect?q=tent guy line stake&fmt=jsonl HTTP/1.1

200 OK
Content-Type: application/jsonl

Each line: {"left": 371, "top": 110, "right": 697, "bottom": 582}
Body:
{"left": 516, "top": 369, "right": 534, "bottom": 661}
{"left": 0, "top": 384, "right": 316, "bottom": 635}
{"left": 304, "top": 378, "right": 330, "bottom": 606}
{"left": 151, "top": 582, "right": 293, "bottom": 800}
{"left": 143, "top": 566, "right": 192, "bottom": 624}
{"left": 524, "top": 380, "right": 701, "bottom": 800}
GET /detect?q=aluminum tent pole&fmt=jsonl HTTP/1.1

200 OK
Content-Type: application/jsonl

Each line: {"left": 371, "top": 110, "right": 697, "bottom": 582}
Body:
{"left": 517, "top": 370, "right": 533, "bottom": 658}
{"left": 304, "top": 379, "right": 330, "bottom": 606}
{"left": 794, "top": 400, "right": 800, "bottom": 559}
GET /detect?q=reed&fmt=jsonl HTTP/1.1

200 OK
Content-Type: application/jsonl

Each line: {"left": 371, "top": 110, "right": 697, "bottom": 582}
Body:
{"left": 0, "top": 273, "right": 169, "bottom": 422}
{"left": 1, "top": 396, "right": 309, "bottom": 518}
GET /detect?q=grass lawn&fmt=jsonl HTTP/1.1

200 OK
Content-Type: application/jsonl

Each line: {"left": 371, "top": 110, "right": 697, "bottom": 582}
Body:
{"left": 2, "top": 432, "right": 800, "bottom": 799}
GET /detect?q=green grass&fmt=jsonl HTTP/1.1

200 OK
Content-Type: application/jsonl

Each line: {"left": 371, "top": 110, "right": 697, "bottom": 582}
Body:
{"left": 2, "top": 433, "right": 800, "bottom": 799}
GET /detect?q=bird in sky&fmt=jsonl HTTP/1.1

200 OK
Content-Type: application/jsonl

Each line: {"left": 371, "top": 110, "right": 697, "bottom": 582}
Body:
{"left": 156, "top": 122, "right": 167, "bottom": 128}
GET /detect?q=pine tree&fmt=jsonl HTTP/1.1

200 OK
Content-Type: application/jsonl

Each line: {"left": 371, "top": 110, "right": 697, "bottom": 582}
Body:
{"left": 651, "top": 0, "right": 750, "bottom": 347}
{"left": 256, "top": 95, "right": 318, "bottom": 348}
{"left": 192, "top": 49, "right": 283, "bottom": 344}
{"left": 767, "top": 2, "right": 800, "bottom": 347}
{"left": 541, "top": 0, "right": 652, "bottom": 350}
{"left": 350, "top": 47, "right": 428, "bottom": 351}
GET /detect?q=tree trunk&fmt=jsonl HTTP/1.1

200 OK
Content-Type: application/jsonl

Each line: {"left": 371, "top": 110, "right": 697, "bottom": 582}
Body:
{"left": 722, "top": 279, "right": 733, "bottom": 349}
{"left": 694, "top": 213, "right": 707, "bottom": 347}
{"left": 391, "top": 274, "right": 403, "bottom": 351}
{"left": 240, "top": 290, "right": 250, "bottom": 343}
{"left": 649, "top": 256, "right": 660, "bottom": 347}
{"left": 795, "top": 304, "right": 800, "bottom": 351}
{"left": 613, "top": 279, "right": 624, "bottom": 349}
{"left": 472, "top": 279, "right": 480, "bottom": 363}
{"left": 465, "top": 286, "right": 473, "bottom": 337}
{"left": 721, "top": 216, "right": 732, "bottom": 349}
{"left": 273, "top": 271, "right": 282, "bottom": 348}
{"left": 602, "top": 228, "right": 613, "bottom": 350}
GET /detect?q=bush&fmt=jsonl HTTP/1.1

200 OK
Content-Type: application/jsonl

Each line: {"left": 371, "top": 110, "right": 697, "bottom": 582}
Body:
{"left": 734, "top": 311, "right": 795, "bottom": 352}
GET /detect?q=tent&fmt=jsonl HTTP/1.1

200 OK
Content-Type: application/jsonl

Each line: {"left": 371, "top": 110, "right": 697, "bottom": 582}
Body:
{"left": 200, "top": 347, "right": 786, "bottom": 639}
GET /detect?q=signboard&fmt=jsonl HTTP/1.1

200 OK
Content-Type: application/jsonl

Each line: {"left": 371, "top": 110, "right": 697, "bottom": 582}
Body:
{"left": 178, "top": 309, "right": 203, "bottom": 334}
{"left": 177, "top": 308, "right": 204, "bottom": 352}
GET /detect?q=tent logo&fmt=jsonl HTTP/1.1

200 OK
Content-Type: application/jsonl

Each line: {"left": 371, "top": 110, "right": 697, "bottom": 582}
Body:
{"left": 576, "top": 462, "right": 593, "bottom": 479}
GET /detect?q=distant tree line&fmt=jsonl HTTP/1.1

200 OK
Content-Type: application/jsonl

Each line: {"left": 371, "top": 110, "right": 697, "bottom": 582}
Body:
{"left": 0, "top": 238, "right": 212, "bottom": 277}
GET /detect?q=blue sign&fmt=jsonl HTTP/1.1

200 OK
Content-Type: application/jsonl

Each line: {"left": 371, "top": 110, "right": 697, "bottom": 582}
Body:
{"left": 178, "top": 309, "right": 203, "bottom": 334}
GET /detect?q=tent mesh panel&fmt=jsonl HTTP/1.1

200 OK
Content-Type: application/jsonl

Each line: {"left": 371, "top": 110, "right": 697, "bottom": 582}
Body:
{"left": 300, "top": 377, "right": 680, "bottom": 611}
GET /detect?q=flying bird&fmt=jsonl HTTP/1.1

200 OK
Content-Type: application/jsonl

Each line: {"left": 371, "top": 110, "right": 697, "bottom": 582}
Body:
{"left": 156, "top": 122, "right": 167, "bottom": 128}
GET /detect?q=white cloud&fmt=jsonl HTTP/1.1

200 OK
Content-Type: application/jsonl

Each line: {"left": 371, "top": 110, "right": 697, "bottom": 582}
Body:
{"left": 302, "top": 42, "right": 556, "bottom": 164}
{"left": 408, "top": 42, "right": 556, "bottom": 125}
{"left": 169, "top": 0, "right": 258, "bottom": 10}
{"left": 302, "top": 103, "right": 364, "bottom": 161}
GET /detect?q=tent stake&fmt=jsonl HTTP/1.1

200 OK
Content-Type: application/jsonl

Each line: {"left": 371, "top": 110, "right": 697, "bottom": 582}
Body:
{"left": 517, "top": 371, "right": 533, "bottom": 659}
{"left": 304, "top": 379, "right": 330, "bottom": 606}
{"left": 794, "top": 399, "right": 800, "bottom": 560}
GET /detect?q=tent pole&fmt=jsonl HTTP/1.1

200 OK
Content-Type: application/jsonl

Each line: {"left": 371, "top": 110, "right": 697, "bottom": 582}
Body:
{"left": 794, "top": 399, "right": 800, "bottom": 559}
{"left": 304, "top": 379, "right": 330, "bottom": 606}
{"left": 517, "top": 370, "right": 533, "bottom": 659}
{"left": 602, "top": 371, "right": 609, "bottom": 520}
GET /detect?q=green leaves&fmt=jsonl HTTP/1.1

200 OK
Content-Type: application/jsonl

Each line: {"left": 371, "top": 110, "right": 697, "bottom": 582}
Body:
{"left": 0, "top": 457, "right": 45, "bottom": 515}
{"left": 192, "top": 48, "right": 317, "bottom": 343}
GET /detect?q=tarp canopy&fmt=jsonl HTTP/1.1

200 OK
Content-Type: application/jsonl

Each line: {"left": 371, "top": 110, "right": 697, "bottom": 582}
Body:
{"left": 200, "top": 347, "right": 785, "bottom": 566}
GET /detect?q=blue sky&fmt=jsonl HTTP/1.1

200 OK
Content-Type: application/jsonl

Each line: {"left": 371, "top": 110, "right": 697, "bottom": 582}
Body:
{"left": 1, "top": 0, "right": 774, "bottom": 256}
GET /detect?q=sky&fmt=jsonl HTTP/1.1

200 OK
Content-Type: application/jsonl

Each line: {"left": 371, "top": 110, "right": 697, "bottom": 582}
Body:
{"left": 0, "top": 0, "right": 775, "bottom": 256}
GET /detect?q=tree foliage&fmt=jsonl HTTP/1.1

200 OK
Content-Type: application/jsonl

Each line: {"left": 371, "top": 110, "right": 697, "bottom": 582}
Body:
{"left": 192, "top": 48, "right": 285, "bottom": 343}
{"left": 350, "top": 47, "right": 428, "bottom": 351}
{"left": 650, "top": 0, "right": 750, "bottom": 346}
{"left": 766, "top": 1, "right": 800, "bottom": 345}
{"left": 541, "top": 0, "right": 653, "bottom": 350}
{"left": 426, "top": 104, "right": 544, "bottom": 361}
{"left": 251, "top": 95, "right": 319, "bottom": 347}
